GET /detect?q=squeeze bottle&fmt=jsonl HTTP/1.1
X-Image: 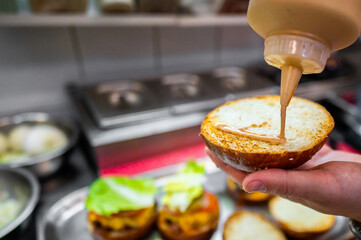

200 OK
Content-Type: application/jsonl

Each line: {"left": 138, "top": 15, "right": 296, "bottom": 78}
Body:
{"left": 248, "top": 0, "right": 361, "bottom": 108}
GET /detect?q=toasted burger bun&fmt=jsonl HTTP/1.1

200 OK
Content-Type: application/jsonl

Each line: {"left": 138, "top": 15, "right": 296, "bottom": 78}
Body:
{"left": 201, "top": 95, "right": 334, "bottom": 172}
{"left": 223, "top": 211, "right": 287, "bottom": 240}
{"left": 269, "top": 196, "right": 335, "bottom": 239}
{"left": 87, "top": 205, "right": 156, "bottom": 240}
{"left": 157, "top": 191, "right": 220, "bottom": 240}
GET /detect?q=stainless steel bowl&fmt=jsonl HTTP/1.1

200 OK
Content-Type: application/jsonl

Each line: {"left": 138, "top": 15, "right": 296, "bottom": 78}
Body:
{"left": 0, "top": 167, "right": 40, "bottom": 238}
{"left": 0, "top": 112, "right": 79, "bottom": 177}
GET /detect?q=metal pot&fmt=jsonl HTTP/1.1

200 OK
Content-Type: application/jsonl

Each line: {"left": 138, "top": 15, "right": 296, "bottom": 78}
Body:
{"left": 0, "top": 167, "right": 40, "bottom": 238}
{"left": 0, "top": 112, "right": 79, "bottom": 178}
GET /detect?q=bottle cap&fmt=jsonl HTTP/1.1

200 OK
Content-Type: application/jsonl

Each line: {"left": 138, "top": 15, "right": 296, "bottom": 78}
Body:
{"left": 264, "top": 34, "right": 331, "bottom": 74}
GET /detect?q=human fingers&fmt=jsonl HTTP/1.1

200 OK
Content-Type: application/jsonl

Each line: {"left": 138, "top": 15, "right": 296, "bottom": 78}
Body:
{"left": 205, "top": 148, "right": 248, "bottom": 185}
{"left": 242, "top": 162, "right": 361, "bottom": 220}
{"left": 315, "top": 144, "right": 333, "bottom": 156}
{"left": 241, "top": 167, "right": 335, "bottom": 203}
{"left": 297, "top": 145, "right": 333, "bottom": 170}
{"left": 299, "top": 147, "right": 361, "bottom": 170}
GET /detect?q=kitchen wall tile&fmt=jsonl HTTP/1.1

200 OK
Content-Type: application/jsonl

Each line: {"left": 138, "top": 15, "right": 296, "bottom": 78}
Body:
{"left": 0, "top": 27, "right": 79, "bottom": 115}
{"left": 159, "top": 27, "right": 217, "bottom": 74}
{"left": 220, "top": 25, "right": 264, "bottom": 67}
{"left": 76, "top": 27, "right": 156, "bottom": 83}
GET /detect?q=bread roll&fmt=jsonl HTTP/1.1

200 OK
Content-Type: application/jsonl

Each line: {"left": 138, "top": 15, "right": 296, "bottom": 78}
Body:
{"left": 201, "top": 95, "right": 334, "bottom": 172}
{"left": 269, "top": 196, "right": 335, "bottom": 238}
{"left": 223, "top": 211, "right": 287, "bottom": 240}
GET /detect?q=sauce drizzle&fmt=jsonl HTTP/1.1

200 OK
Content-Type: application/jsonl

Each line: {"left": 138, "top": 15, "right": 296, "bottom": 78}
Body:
{"left": 215, "top": 122, "right": 286, "bottom": 145}
{"left": 279, "top": 105, "right": 287, "bottom": 139}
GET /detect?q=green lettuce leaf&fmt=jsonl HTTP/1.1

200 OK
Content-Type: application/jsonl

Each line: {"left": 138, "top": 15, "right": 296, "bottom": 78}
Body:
{"left": 161, "top": 161, "right": 205, "bottom": 212}
{"left": 163, "top": 173, "right": 205, "bottom": 192}
{"left": 85, "top": 177, "right": 157, "bottom": 216}
{"left": 181, "top": 160, "right": 205, "bottom": 174}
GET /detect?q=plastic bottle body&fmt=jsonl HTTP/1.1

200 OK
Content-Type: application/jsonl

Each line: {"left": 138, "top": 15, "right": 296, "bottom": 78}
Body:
{"left": 248, "top": 0, "right": 361, "bottom": 52}
{"left": 247, "top": 0, "right": 361, "bottom": 101}
{"left": 248, "top": 0, "right": 361, "bottom": 74}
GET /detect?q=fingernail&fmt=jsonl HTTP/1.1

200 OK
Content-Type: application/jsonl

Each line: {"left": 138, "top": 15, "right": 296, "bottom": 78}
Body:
{"left": 244, "top": 181, "right": 266, "bottom": 193}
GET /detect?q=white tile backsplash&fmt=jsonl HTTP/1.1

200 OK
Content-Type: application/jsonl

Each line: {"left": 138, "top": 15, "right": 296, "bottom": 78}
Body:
{"left": 0, "top": 25, "right": 266, "bottom": 114}
{"left": 159, "top": 26, "right": 217, "bottom": 74}
{"left": 76, "top": 27, "right": 156, "bottom": 83}
{"left": 0, "top": 27, "right": 79, "bottom": 115}
{"left": 220, "top": 25, "right": 263, "bottom": 66}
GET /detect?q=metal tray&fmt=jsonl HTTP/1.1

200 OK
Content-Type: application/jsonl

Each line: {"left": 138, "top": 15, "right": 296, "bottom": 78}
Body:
{"left": 37, "top": 159, "right": 354, "bottom": 240}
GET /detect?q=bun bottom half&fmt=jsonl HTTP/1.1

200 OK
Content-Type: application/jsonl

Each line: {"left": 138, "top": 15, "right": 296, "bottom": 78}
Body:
{"left": 201, "top": 96, "right": 334, "bottom": 172}
{"left": 203, "top": 135, "right": 328, "bottom": 172}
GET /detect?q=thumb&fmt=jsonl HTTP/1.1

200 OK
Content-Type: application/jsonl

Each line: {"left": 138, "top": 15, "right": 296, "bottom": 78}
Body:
{"left": 242, "top": 168, "right": 330, "bottom": 200}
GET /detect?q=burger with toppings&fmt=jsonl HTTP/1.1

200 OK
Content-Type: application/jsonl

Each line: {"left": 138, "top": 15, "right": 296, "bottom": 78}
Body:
{"left": 85, "top": 177, "right": 158, "bottom": 240}
{"left": 157, "top": 162, "right": 220, "bottom": 240}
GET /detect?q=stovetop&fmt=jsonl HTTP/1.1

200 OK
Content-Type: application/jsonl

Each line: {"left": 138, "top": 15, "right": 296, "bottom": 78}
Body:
{"left": 78, "top": 67, "right": 275, "bottom": 129}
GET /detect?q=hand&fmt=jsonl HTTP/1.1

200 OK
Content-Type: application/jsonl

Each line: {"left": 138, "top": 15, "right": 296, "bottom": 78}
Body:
{"left": 206, "top": 145, "right": 361, "bottom": 221}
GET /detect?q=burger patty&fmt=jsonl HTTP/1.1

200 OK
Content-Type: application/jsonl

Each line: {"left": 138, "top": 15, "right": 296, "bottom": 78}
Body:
{"left": 158, "top": 191, "right": 220, "bottom": 236}
{"left": 88, "top": 205, "right": 156, "bottom": 232}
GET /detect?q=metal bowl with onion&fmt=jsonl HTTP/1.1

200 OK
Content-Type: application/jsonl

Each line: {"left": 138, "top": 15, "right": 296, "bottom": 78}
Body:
{"left": 0, "top": 112, "right": 79, "bottom": 178}
{"left": 0, "top": 167, "right": 40, "bottom": 238}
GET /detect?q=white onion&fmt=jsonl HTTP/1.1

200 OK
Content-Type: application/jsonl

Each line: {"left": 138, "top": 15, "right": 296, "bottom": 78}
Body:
{"left": 0, "top": 152, "right": 28, "bottom": 163}
{"left": 9, "top": 125, "right": 30, "bottom": 152}
{"left": 0, "top": 198, "right": 22, "bottom": 229}
{"left": 23, "top": 125, "right": 68, "bottom": 155}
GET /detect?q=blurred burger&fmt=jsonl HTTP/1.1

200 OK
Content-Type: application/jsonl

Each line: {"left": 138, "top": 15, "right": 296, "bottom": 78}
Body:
{"left": 85, "top": 177, "right": 158, "bottom": 240}
{"left": 227, "top": 177, "right": 272, "bottom": 203}
{"left": 157, "top": 162, "right": 220, "bottom": 240}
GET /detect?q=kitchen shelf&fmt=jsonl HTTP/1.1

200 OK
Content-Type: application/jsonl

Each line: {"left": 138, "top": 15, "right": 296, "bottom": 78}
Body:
{"left": 0, "top": 14, "right": 248, "bottom": 27}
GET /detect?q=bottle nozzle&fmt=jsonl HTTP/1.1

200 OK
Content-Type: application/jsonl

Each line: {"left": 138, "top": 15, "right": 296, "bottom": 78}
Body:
{"left": 264, "top": 34, "right": 331, "bottom": 74}
{"left": 280, "top": 65, "right": 302, "bottom": 107}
